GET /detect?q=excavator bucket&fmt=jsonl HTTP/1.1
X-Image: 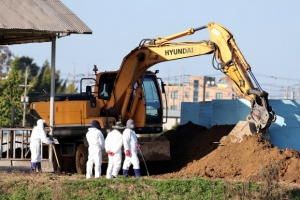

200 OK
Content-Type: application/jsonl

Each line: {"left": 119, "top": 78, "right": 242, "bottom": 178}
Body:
{"left": 220, "top": 121, "right": 271, "bottom": 144}
{"left": 138, "top": 137, "right": 171, "bottom": 161}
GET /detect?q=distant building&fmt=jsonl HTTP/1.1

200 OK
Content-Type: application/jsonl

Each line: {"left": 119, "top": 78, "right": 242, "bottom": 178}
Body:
{"left": 163, "top": 75, "right": 236, "bottom": 110}
{"left": 162, "top": 109, "right": 180, "bottom": 130}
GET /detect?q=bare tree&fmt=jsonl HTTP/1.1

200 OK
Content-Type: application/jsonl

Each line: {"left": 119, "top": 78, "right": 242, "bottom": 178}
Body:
{"left": 0, "top": 45, "right": 13, "bottom": 75}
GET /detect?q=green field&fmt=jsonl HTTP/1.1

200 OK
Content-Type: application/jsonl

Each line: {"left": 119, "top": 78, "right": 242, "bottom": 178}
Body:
{"left": 0, "top": 171, "right": 299, "bottom": 200}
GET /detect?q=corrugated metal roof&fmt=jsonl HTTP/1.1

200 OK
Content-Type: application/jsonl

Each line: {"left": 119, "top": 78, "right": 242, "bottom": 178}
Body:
{"left": 0, "top": 0, "right": 92, "bottom": 45}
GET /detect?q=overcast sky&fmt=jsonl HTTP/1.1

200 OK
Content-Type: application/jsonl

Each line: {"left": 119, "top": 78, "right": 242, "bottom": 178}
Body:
{"left": 8, "top": 0, "right": 300, "bottom": 98}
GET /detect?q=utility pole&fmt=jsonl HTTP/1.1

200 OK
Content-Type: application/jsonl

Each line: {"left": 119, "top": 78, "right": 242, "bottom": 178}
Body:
{"left": 285, "top": 86, "right": 289, "bottom": 99}
{"left": 22, "top": 67, "right": 28, "bottom": 127}
{"left": 167, "top": 69, "right": 170, "bottom": 100}
{"left": 178, "top": 69, "right": 181, "bottom": 110}
{"left": 73, "top": 67, "right": 76, "bottom": 83}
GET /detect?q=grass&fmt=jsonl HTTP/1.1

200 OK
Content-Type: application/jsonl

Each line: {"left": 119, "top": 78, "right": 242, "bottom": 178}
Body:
{"left": 0, "top": 171, "right": 300, "bottom": 200}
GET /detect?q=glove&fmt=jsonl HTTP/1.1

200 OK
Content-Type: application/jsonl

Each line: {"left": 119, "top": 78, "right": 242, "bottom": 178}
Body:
{"left": 137, "top": 144, "right": 141, "bottom": 150}
{"left": 125, "top": 150, "right": 131, "bottom": 157}
{"left": 107, "top": 151, "right": 114, "bottom": 156}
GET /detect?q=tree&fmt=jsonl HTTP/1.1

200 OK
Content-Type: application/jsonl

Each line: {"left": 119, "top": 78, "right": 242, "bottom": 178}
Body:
{"left": 65, "top": 81, "right": 77, "bottom": 94}
{"left": 0, "top": 58, "right": 24, "bottom": 127}
{"left": 0, "top": 55, "right": 70, "bottom": 127}
{"left": 10, "top": 56, "right": 39, "bottom": 82}
{"left": 30, "top": 60, "right": 67, "bottom": 94}
{"left": 55, "top": 70, "right": 67, "bottom": 94}
{"left": 0, "top": 45, "right": 13, "bottom": 76}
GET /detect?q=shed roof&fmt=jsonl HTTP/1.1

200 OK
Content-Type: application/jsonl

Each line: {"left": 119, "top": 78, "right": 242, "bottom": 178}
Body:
{"left": 0, "top": 0, "right": 92, "bottom": 45}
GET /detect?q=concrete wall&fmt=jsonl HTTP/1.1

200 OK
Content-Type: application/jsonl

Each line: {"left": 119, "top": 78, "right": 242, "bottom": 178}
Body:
{"left": 163, "top": 110, "right": 180, "bottom": 130}
{"left": 181, "top": 99, "right": 300, "bottom": 151}
{"left": 163, "top": 117, "right": 180, "bottom": 130}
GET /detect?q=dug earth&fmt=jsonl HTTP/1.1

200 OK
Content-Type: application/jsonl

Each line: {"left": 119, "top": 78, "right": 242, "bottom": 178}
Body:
{"left": 156, "top": 121, "right": 300, "bottom": 183}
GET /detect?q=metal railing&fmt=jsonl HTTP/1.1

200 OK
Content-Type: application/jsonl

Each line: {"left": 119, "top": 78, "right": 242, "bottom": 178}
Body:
{"left": 0, "top": 128, "right": 32, "bottom": 159}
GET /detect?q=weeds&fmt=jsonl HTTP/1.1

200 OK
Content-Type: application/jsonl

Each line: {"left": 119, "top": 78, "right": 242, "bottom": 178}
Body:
{"left": 217, "top": 160, "right": 295, "bottom": 200}
{"left": 0, "top": 171, "right": 299, "bottom": 199}
{"left": 257, "top": 160, "right": 288, "bottom": 199}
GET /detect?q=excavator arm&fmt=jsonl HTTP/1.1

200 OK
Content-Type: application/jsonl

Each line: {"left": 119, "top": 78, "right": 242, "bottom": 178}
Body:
{"left": 106, "top": 22, "right": 276, "bottom": 132}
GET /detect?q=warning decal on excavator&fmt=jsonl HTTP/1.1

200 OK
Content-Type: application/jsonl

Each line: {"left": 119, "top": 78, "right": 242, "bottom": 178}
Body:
{"left": 212, "top": 28, "right": 220, "bottom": 36}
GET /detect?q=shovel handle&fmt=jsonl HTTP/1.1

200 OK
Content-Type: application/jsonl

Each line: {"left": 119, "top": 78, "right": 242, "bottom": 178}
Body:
{"left": 139, "top": 149, "right": 150, "bottom": 177}
{"left": 52, "top": 144, "right": 60, "bottom": 167}
{"left": 24, "top": 148, "right": 30, "bottom": 158}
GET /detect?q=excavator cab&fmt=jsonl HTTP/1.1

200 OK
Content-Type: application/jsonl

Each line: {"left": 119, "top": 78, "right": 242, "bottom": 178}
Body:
{"left": 95, "top": 71, "right": 165, "bottom": 134}
{"left": 143, "top": 74, "right": 163, "bottom": 125}
{"left": 98, "top": 73, "right": 115, "bottom": 100}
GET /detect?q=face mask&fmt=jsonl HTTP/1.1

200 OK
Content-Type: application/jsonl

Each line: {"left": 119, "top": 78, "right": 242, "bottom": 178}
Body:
{"left": 130, "top": 124, "right": 135, "bottom": 129}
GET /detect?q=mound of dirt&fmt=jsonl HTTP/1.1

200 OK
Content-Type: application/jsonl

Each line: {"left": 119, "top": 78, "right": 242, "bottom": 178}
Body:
{"left": 162, "top": 127, "right": 300, "bottom": 183}
{"left": 157, "top": 122, "right": 234, "bottom": 173}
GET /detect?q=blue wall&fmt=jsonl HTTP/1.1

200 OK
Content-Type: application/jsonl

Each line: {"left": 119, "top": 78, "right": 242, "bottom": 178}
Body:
{"left": 181, "top": 100, "right": 300, "bottom": 151}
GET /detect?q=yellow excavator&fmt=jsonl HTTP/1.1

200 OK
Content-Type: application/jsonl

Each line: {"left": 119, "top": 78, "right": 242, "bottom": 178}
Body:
{"left": 30, "top": 22, "right": 276, "bottom": 173}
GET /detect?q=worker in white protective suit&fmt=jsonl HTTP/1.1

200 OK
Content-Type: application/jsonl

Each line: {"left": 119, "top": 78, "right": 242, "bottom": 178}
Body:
{"left": 105, "top": 122, "right": 125, "bottom": 179}
{"left": 86, "top": 120, "right": 105, "bottom": 179}
{"left": 30, "top": 119, "right": 53, "bottom": 173}
{"left": 122, "top": 119, "right": 141, "bottom": 178}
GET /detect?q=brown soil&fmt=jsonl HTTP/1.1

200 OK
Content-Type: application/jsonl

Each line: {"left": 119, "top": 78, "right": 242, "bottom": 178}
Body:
{"left": 156, "top": 121, "right": 300, "bottom": 183}
{"left": 158, "top": 122, "right": 234, "bottom": 173}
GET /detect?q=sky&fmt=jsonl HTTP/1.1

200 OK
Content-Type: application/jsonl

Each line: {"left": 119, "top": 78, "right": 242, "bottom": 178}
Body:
{"left": 8, "top": 0, "right": 300, "bottom": 99}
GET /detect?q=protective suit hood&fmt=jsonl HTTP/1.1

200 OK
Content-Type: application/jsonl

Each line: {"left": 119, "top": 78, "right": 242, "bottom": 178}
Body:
{"left": 126, "top": 119, "right": 134, "bottom": 129}
{"left": 37, "top": 119, "right": 45, "bottom": 129}
{"left": 91, "top": 120, "right": 101, "bottom": 130}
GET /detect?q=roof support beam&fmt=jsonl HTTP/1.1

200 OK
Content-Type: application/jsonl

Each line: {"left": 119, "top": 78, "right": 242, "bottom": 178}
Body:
{"left": 49, "top": 37, "right": 56, "bottom": 162}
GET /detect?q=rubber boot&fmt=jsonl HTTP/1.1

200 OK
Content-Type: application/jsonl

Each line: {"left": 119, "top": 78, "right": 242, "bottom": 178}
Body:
{"left": 134, "top": 169, "right": 141, "bottom": 178}
{"left": 37, "top": 162, "right": 42, "bottom": 173}
{"left": 37, "top": 162, "right": 41, "bottom": 170}
{"left": 123, "top": 169, "right": 128, "bottom": 177}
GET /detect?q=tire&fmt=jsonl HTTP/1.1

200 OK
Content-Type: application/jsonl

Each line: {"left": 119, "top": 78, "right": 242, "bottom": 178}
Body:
{"left": 76, "top": 144, "right": 88, "bottom": 174}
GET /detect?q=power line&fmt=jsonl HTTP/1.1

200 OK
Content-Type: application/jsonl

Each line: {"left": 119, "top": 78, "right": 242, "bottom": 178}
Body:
{"left": 255, "top": 73, "right": 300, "bottom": 81}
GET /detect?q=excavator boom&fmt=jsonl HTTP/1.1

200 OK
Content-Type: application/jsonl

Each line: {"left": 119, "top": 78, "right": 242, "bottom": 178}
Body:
{"left": 107, "top": 22, "right": 276, "bottom": 134}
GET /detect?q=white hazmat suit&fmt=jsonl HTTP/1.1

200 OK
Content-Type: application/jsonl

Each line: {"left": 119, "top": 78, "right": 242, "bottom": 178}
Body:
{"left": 86, "top": 126, "right": 105, "bottom": 179}
{"left": 30, "top": 119, "right": 53, "bottom": 170}
{"left": 122, "top": 127, "right": 140, "bottom": 171}
{"left": 105, "top": 129, "right": 123, "bottom": 179}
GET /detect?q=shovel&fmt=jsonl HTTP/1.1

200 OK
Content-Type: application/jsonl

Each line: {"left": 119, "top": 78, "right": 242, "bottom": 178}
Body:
{"left": 138, "top": 149, "right": 150, "bottom": 177}
{"left": 52, "top": 144, "right": 61, "bottom": 175}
